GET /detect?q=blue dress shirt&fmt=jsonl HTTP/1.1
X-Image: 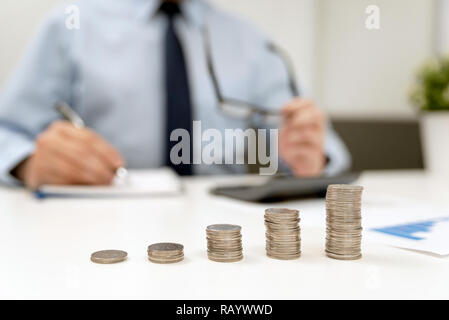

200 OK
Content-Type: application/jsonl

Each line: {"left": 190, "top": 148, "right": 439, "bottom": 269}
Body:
{"left": 0, "top": 0, "right": 351, "bottom": 184}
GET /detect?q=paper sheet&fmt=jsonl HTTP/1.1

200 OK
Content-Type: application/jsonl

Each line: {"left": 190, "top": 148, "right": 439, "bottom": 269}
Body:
{"left": 367, "top": 213, "right": 449, "bottom": 257}
{"left": 37, "top": 168, "right": 182, "bottom": 198}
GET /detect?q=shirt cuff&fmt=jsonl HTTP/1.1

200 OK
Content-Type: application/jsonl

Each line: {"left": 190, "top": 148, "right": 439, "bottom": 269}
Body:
{"left": 0, "top": 133, "right": 35, "bottom": 186}
{"left": 323, "top": 156, "right": 349, "bottom": 176}
{"left": 278, "top": 158, "right": 294, "bottom": 176}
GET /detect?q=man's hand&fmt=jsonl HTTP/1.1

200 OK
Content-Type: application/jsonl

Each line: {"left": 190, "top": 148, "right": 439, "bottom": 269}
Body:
{"left": 279, "top": 98, "right": 327, "bottom": 177}
{"left": 13, "top": 121, "right": 125, "bottom": 189}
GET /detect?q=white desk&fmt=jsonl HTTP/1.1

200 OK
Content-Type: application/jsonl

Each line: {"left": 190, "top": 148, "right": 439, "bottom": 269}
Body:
{"left": 0, "top": 170, "right": 448, "bottom": 299}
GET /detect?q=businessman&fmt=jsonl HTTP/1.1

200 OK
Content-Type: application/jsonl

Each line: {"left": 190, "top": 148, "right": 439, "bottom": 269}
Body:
{"left": 0, "top": 0, "right": 351, "bottom": 188}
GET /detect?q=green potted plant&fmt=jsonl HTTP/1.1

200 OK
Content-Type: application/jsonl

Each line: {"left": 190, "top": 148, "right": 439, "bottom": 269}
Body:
{"left": 410, "top": 54, "right": 449, "bottom": 175}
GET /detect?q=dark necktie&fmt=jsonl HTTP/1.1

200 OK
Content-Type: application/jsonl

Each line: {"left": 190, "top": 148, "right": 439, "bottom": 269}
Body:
{"left": 160, "top": 2, "right": 193, "bottom": 176}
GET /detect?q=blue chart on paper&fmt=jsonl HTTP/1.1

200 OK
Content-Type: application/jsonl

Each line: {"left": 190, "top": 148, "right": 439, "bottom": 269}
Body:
{"left": 372, "top": 217, "right": 449, "bottom": 241}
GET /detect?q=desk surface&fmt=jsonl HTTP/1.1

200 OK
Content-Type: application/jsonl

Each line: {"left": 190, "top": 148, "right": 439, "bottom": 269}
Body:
{"left": 0, "top": 170, "right": 448, "bottom": 299}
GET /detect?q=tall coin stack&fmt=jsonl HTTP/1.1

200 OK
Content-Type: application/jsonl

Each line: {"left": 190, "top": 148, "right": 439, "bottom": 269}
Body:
{"left": 264, "top": 208, "right": 301, "bottom": 260}
{"left": 325, "top": 184, "right": 364, "bottom": 260}
{"left": 206, "top": 224, "right": 243, "bottom": 263}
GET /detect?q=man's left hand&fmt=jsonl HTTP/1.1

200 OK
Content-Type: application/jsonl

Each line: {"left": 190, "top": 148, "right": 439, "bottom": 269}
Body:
{"left": 279, "top": 98, "right": 327, "bottom": 177}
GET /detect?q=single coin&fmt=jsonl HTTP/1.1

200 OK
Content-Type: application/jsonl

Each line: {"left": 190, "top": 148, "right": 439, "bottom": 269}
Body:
{"left": 148, "top": 256, "right": 184, "bottom": 264}
{"left": 91, "top": 250, "right": 128, "bottom": 264}
{"left": 206, "top": 224, "right": 241, "bottom": 232}
{"left": 267, "top": 252, "right": 301, "bottom": 260}
{"left": 265, "top": 208, "right": 299, "bottom": 215}
{"left": 325, "top": 251, "right": 362, "bottom": 260}
{"left": 149, "top": 252, "right": 184, "bottom": 258}
{"left": 148, "top": 243, "right": 184, "bottom": 253}
{"left": 208, "top": 255, "right": 243, "bottom": 263}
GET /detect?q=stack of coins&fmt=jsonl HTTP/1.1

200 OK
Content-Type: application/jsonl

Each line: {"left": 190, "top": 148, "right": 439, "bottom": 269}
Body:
{"left": 325, "top": 184, "right": 364, "bottom": 260}
{"left": 147, "top": 243, "right": 184, "bottom": 264}
{"left": 264, "top": 208, "right": 301, "bottom": 260}
{"left": 206, "top": 224, "right": 243, "bottom": 263}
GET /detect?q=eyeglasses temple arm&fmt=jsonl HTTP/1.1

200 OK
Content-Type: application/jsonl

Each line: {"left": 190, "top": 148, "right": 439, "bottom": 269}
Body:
{"left": 267, "top": 42, "right": 300, "bottom": 98}
{"left": 202, "top": 27, "right": 225, "bottom": 102}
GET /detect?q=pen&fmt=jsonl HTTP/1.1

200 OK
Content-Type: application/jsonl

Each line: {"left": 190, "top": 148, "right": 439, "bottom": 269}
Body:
{"left": 55, "top": 101, "right": 129, "bottom": 182}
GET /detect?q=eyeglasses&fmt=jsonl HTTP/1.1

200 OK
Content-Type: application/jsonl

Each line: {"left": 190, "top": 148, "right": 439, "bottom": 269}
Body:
{"left": 202, "top": 26, "right": 300, "bottom": 122}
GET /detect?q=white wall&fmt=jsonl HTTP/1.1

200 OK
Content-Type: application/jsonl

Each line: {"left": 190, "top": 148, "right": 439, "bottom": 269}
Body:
{"left": 0, "top": 0, "right": 317, "bottom": 94}
{"left": 315, "top": 0, "right": 436, "bottom": 117}
{"left": 0, "top": 0, "right": 61, "bottom": 86}
{"left": 437, "top": 0, "right": 449, "bottom": 54}
{"left": 0, "top": 0, "right": 438, "bottom": 118}
{"left": 212, "top": 0, "right": 317, "bottom": 96}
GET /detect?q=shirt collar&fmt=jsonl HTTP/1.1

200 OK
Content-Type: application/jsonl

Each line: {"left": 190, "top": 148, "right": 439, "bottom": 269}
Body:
{"left": 138, "top": 0, "right": 208, "bottom": 27}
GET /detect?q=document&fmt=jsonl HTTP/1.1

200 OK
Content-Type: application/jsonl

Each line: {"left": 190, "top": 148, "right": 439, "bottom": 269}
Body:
{"left": 360, "top": 196, "right": 449, "bottom": 257}
{"left": 37, "top": 168, "right": 182, "bottom": 198}
{"left": 369, "top": 216, "right": 449, "bottom": 256}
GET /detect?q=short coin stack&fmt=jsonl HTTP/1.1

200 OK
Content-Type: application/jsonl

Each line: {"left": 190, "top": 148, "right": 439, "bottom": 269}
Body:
{"left": 147, "top": 243, "right": 184, "bottom": 264}
{"left": 264, "top": 208, "right": 301, "bottom": 260}
{"left": 206, "top": 224, "right": 243, "bottom": 263}
{"left": 326, "top": 184, "right": 363, "bottom": 260}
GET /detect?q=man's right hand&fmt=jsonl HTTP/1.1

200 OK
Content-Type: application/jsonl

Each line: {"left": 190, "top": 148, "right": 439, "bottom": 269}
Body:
{"left": 13, "top": 121, "right": 125, "bottom": 189}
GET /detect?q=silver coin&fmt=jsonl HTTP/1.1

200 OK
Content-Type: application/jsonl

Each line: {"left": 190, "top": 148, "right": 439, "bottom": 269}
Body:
{"left": 148, "top": 251, "right": 184, "bottom": 257}
{"left": 325, "top": 251, "right": 362, "bottom": 260}
{"left": 208, "top": 255, "right": 243, "bottom": 263}
{"left": 267, "top": 252, "right": 301, "bottom": 260}
{"left": 91, "top": 250, "right": 128, "bottom": 264}
{"left": 206, "top": 233, "right": 241, "bottom": 240}
{"left": 265, "top": 208, "right": 299, "bottom": 216}
{"left": 207, "top": 224, "right": 241, "bottom": 232}
{"left": 148, "top": 255, "right": 184, "bottom": 264}
{"left": 148, "top": 242, "right": 184, "bottom": 253}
